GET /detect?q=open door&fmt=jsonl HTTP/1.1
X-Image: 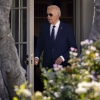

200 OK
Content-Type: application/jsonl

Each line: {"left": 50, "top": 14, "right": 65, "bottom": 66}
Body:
{"left": 11, "top": 0, "right": 34, "bottom": 87}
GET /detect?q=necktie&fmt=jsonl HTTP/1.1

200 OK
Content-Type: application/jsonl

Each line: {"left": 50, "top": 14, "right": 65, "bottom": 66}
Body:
{"left": 50, "top": 26, "right": 55, "bottom": 47}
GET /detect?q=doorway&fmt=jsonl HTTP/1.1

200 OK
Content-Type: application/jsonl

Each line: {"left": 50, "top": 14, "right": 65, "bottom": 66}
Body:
{"left": 10, "top": 0, "right": 34, "bottom": 85}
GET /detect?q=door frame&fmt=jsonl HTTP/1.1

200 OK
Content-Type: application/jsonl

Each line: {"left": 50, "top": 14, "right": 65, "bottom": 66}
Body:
{"left": 11, "top": 0, "right": 34, "bottom": 87}
{"left": 27, "top": 0, "right": 34, "bottom": 88}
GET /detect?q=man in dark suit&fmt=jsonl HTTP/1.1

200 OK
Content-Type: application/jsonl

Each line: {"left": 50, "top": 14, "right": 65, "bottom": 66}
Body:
{"left": 34, "top": 5, "right": 77, "bottom": 68}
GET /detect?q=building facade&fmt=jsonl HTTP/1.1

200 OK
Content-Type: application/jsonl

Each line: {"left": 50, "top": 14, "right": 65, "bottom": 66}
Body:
{"left": 10, "top": 0, "right": 94, "bottom": 84}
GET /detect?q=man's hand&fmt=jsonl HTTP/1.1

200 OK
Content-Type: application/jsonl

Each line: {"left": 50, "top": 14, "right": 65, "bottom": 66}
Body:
{"left": 34, "top": 58, "right": 39, "bottom": 65}
{"left": 55, "top": 57, "right": 63, "bottom": 65}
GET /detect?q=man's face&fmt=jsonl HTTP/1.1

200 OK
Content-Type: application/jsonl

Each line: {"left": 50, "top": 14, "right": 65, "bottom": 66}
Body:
{"left": 47, "top": 7, "right": 59, "bottom": 25}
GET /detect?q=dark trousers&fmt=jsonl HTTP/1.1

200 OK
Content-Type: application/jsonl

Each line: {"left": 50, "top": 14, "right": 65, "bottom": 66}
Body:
{"left": 34, "top": 65, "right": 44, "bottom": 92}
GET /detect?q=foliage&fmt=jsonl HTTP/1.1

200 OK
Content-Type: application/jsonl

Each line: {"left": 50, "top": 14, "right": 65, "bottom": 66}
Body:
{"left": 13, "top": 81, "right": 51, "bottom": 100}
{"left": 41, "top": 39, "right": 100, "bottom": 100}
{"left": 13, "top": 81, "right": 33, "bottom": 100}
{"left": 13, "top": 39, "right": 100, "bottom": 100}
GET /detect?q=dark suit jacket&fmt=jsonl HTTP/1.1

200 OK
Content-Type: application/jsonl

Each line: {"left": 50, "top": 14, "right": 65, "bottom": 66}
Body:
{"left": 35, "top": 21, "right": 77, "bottom": 67}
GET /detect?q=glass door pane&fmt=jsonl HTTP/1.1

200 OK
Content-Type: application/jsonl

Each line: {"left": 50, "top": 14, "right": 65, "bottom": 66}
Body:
{"left": 20, "top": 44, "right": 27, "bottom": 70}
{"left": 20, "top": 0, "right": 27, "bottom": 7}
{"left": 11, "top": 0, "right": 27, "bottom": 70}
{"left": 11, "top": 0, "right": 34, "bottom": 84}
{"left": 12, "top": 0, "right": 19, "bottom": 7}
{"left": 12, "top": 9, "right": 19, "bottom": 42}
{"left": 20, "top": 9, "right": 27, "bottom": 42}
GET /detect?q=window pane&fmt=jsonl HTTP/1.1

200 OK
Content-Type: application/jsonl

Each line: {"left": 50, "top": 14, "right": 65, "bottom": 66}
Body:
{"left": 12, "top": 0, "right": 19, "bottom": 7}
{"left": 20, "top": 44, "right": 27, "bottom": 70}
{"left": 20, "top": 9, "right": 27, "bottom": 42}
{"left": 20, "top": 0, "right": 27, "bottom": 7}
{"left": 12, "top": 9, "right": 19, "bottom": 42}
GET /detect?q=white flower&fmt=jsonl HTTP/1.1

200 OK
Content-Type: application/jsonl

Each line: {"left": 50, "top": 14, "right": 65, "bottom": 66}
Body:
{"left": 91, "top": 81, "right": 100, "bottom": 87}
{"left": 73, "top": 52, "right": 78, "bottom": 56}
{"left": 53, "top": 64, "right": 58, "bottom": 68}
{"left": 47, "top": 97, "right": 51, "bottom": 100}
{"left": 53, "top": 64, "right": 59, "bottom": 71}
{"left": 95, "top": 53, "right": 99, "bottom": 57}
{"left": 81, "top": 62, "right": 88, "bottom": 66}
{"left": 81, "top": 39, "right": 90, "bottom": 45}
{"left": 60, "top": 86, "right": 64, "bottom": 89}
{"left": 22, "top": 89, "right": 31, "bottom": 97}
{"left": 81, "top": 62, "right": 85, "bottom": 66}
{"left": 90, "top": 46, "right": 96, "bottom": 51}
{"left": 54, "top": 92, "right": 59, "bottom": 97}
{"left": 43, "top": 96, "right": 47, "bottom": 100}
{"left": 85, "top": 71, "right": 89, "bottom": 74}
{"left": 81, "top": 41, "right": 84, "bottom": 46}
{"left": 57, "top": 65, "right": 63, "bottom": 69}
{"left": 94, "top": 92, "right": 100, "bottom": 97}
{"left": 53, "top": 67, "right": 59, "bottom": 71}
{"left": 49, "top": 80, "right": 53, "bottom": 83}
{"left": 35, "top": 91, "right": 42, "bottom": 97}
{"left": 53, "top": 64, "right": 63, "bottom": 71}
{"left": 75, "top": 87, "right": 88, "bottom": 94}
{"left": 69, "top": 51, "right": 73, "bottom": 54}
{"left": 84, "top": 39, "right": 89, "bottom": 44}
{"left": 89, "top": 40, "right": 93, "bottom": 44}
{"left": 86, "top": 50, "right": 90, "bottom": 54}
{"left": 78, "top": 82, "right": 92, "bottom": 88}
{"left": 72, "top": 74, "right": 76, "bottom": 78}
{"left": 61, "top": 67, "right": 64, "bottom": 71}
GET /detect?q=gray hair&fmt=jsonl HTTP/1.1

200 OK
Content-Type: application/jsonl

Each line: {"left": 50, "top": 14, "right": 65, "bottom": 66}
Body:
{"left": 47, "top": 5, "right": 61, "bottom": 17}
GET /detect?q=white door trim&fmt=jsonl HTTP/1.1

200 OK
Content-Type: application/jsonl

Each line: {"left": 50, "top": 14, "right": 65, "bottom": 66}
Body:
{"left": 27, "top": 0, "right": 34, "bottom": 88}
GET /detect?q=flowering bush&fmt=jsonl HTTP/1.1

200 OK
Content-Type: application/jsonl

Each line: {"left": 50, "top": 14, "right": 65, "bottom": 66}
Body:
{"left": 41, "top": 39, "right": 100, "bottom": 100}
{"left": 13, "top": 39, "right": 100, "bottom": 100}
{"left": 13, "top": 81, "right": 32, "bottom": 100}
{"left": 13, "top": 81, "right": 51, "bottom": 100}
{"left": 13, "top": 81, "right": 35, "bottom": 100}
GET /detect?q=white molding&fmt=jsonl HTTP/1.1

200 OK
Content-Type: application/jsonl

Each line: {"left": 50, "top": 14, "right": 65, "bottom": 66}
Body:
{"left": 27, "top": 0, "right": 34, "bottom": 89}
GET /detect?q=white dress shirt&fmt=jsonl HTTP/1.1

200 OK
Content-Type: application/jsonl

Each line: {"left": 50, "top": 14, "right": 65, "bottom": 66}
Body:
{"left": 50, "top": 20, "right": 65, "bottom": 62}
{"left": 50, "top": 20, "right": 60, "bottom": 39}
